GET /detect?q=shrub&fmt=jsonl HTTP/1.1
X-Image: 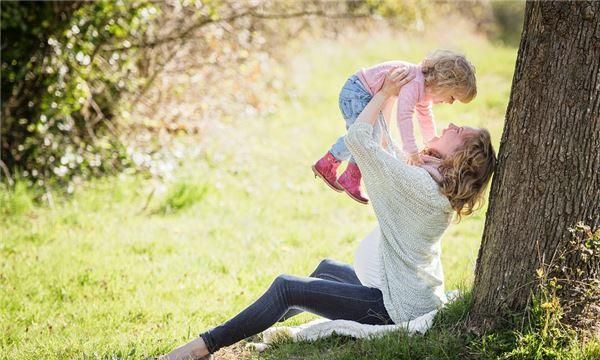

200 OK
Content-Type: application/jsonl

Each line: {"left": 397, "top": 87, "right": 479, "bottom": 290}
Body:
{"left": 1, "top": 0, "right": 156, "bottom": 188}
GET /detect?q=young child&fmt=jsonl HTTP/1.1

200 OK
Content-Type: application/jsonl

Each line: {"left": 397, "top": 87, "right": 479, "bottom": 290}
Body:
{"left": 312, "top": 49, "right": 477, "bottom": 204}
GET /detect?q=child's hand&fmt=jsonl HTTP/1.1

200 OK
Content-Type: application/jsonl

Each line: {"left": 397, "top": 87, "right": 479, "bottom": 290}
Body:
{"left": 381, "top": 66, "right": 415, "bottom": 97}
{"left": 406, "top": 153, "right": 424, "bottom": 166}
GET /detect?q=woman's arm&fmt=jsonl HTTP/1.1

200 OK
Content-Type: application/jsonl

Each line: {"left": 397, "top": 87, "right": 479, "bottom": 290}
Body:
{"left": 355, "top": 68, "right": 409, "bottom": 127}
{"left": 345, "top": 68, "right": 424, "bottom": 186}
{"left": 379, "top": 98, "right": 395, "bottom": 149}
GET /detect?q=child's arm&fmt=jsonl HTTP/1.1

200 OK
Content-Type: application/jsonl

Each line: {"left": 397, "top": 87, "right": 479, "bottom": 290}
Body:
{"left": 396, "top": 85, "right": 423, "bottom": 165}
{"left": 415, "top": 102, "right": 437, "bottom": 145}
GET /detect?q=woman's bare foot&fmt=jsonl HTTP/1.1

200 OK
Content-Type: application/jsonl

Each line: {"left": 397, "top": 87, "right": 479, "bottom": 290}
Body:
{"left": 163, "top": 336, "right": 210, "bottom": 360}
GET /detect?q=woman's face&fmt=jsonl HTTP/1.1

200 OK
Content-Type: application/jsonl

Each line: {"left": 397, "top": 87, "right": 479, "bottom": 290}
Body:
{"left": 427, "top": 123, "right": 479, "bottom": 158}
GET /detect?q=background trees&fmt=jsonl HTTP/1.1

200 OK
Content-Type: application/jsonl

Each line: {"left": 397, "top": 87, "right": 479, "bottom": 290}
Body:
{"left": 0, "top": 0, "right": 376, "bottom": 188}
{"left": 1, "top": 0, "right": 520, "bottom": 192}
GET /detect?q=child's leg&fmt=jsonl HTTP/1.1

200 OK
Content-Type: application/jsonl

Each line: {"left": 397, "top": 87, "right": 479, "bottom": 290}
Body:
{"left": 331, "top": 76, "right": 373, "bottom": 161}
{"left": 338, "top": 86, "right": 386, "bottom": 163}
{"left": 334, "top": 76, "right": 377, "bottom": 204}
{"left": 313, "top": 76, "right": 373, "bottom": 193}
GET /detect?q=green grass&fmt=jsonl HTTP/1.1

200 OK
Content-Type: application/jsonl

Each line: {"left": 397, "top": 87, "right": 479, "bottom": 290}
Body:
{"left": 2, "top": 24, "right": 595, "bottom": 359}
{"left": 155, "top": 182, "right": 212, "bottom": 215}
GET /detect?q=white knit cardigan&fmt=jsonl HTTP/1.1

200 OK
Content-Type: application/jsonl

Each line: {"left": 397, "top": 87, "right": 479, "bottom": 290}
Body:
{"left": 344, "top": 122, "right": 454, "bottom": 324}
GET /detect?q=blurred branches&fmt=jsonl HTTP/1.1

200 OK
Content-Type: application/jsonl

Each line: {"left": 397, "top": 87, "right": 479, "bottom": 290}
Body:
{"left": 8, "top": 0, "right": 512, "bottom": 192}
{"left": 1, "top": 0, "right": 422, "bottom": 190}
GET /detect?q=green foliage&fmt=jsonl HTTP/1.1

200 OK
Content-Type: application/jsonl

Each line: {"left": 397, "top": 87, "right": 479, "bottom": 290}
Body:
{"left": 156, "top": 182, "right": 211, "bottom": 215}
{"left": 1, "top": 0, "right": 393, "bottom": 191}
{"left": 365, "top": 0, "right": 428, "bottom": 24}
{"left": 0, "top": 0, "right": 522, "bottom": 193}
{"left": 470, "top": 223, "right": 600, "bottom": 360}
{"left": 471, "top": 295, "right": 598, "bottom": 360}
{"left": 1, "top": 0, "right": 157, "bottom": 188}
{"left": 0, "top": 181, "right": 35, "bottom": 217}
{"left": 490, "top": 1, "right": 526, "bottom": 46}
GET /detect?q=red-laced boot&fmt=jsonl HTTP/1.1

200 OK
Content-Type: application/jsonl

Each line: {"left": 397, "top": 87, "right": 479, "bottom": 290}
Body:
{"left": 312, "top": 152, "right": 344, "bottom": 192}
{"left": 337, "top": 162, "right": 369, "bottom": 204}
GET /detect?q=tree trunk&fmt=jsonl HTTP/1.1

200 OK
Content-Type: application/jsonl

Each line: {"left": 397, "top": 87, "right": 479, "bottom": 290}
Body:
{"left": 469, "top": 1, "right": 600, "bottom": 332}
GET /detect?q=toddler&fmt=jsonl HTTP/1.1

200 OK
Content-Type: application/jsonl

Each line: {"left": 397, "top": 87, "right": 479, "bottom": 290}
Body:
{"left": 312, "top": 49, "right": 477, "bottom": 204}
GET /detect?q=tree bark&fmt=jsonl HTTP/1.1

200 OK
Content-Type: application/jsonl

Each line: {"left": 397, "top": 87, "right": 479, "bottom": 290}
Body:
{"left": 469, "top": 1, "right": 600, "bottom": 331}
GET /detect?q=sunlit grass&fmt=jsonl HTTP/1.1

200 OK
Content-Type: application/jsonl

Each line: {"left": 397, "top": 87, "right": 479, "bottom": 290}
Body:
{"left": 1, "top": 23, "right": 519, "bottom": 359}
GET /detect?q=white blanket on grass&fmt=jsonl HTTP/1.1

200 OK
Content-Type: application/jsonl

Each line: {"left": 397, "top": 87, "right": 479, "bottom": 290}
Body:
{"left": 246, "top": 290, "right": 459, "bottom": 352}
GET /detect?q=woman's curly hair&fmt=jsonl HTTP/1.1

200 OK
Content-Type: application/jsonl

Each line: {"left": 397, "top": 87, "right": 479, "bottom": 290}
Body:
{"left": 421, "top": 49, "right": 477, "bottom": 103}
{"left": 423, "top": 129, "right": 497, "bottom": 221}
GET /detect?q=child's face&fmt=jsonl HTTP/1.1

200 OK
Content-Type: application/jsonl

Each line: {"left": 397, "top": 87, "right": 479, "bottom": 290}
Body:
{"left": 430, "top": 88, "right": 456, "bottom": 104}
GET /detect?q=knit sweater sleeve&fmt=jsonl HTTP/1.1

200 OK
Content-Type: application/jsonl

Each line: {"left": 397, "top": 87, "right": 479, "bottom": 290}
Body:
{"left": 345, "top": 122, "right": 432, "bottom": 199}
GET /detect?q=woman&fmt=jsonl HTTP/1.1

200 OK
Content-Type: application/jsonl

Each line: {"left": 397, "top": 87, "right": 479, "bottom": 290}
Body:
{"left": 165, "top": 68, "right": 497, "bottom": 360}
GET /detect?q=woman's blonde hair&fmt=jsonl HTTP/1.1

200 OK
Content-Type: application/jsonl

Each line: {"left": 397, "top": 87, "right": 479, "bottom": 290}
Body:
{"left": 422, "top": 49, "right": 477, "bottom": 103}
{"left": 423, "top": 129, "right": 496, "bottom": 221}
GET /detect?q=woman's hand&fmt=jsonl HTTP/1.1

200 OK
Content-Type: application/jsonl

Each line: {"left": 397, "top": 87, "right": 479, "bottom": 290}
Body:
{"left": 381, "top": 66, "right": 414, "bottom": 97}
{"left": 407, "top": 152, "right": 424, "bottom": 166}
{"left": 354, "top": 66, "right": 413, "bottom": 127}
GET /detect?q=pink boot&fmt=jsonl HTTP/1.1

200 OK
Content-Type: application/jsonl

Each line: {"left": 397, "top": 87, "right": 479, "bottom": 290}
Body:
{"left": 312, "top": 152, "right": 344, "bottom": 192}
{"left": 337, "top": 162, "right": 369, "bottom": 204}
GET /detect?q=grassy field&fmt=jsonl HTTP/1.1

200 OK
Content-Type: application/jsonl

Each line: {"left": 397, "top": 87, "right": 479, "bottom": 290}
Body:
{"left": 1, "top": 23, "right": 521, "bottom": 359}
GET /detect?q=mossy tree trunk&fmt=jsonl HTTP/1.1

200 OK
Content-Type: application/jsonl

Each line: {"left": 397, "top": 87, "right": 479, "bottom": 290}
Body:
{"left": 469, "top": 1, "right": 600, "bottom": 331}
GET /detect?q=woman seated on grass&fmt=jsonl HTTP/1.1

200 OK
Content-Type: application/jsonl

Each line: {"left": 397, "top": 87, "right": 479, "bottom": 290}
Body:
{"left": 164, "top": 67, "right": 497, "bottom": 360}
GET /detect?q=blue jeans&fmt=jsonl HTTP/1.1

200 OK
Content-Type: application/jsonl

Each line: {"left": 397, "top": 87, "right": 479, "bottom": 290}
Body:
{"left": 200, "top": 259, "right": 393, "bottom": 354}
{"left": 330, "top": 75, "right": 388, "bottom": 163}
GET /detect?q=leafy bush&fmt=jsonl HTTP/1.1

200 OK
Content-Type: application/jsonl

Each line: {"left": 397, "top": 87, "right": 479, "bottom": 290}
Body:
{"left": 1, "top": 0, "right": 157, "bottom": 189}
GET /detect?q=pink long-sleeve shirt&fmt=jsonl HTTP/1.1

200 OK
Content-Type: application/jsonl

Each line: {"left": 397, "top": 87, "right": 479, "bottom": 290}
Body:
{"left": 356, "top": 61, "right": 436, "bottom": 155}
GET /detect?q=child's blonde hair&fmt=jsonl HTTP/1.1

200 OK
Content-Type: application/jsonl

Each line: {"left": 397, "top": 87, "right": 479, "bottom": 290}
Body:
{"left": 421, "top": 49, "right": 477, "bottom": 103}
